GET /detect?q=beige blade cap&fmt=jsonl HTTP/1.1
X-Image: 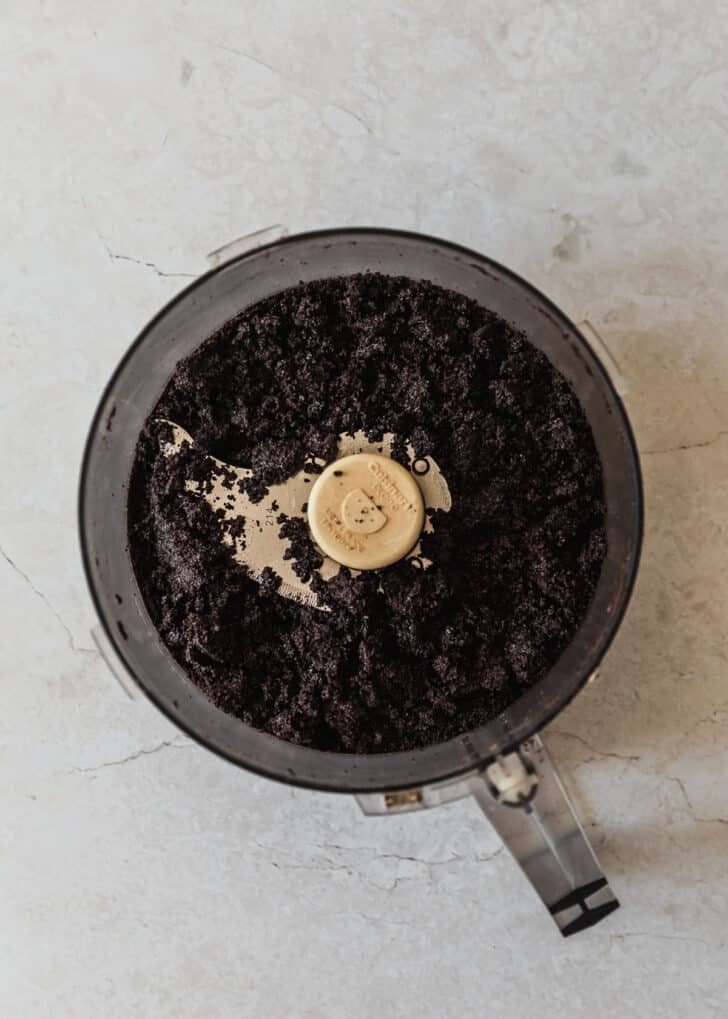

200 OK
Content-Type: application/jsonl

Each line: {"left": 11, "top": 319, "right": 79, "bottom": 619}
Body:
{"left": 308, "top": 453, "right": 425, "bottom": 570}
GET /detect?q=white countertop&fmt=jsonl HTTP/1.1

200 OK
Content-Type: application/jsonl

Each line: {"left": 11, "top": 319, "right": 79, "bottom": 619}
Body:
{"left": 2, "top": 2, "right": 728, "bottom": 1015}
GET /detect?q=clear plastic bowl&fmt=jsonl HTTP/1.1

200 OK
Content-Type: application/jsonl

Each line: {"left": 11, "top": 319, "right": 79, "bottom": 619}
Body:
{"left": 79, "top": 228, "right": 643, "bottom": 793}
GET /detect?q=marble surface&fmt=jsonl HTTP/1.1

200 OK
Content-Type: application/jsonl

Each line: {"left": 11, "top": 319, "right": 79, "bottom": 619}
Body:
{"left": 2, "top": 1, "right": 728, "bottom": 1015}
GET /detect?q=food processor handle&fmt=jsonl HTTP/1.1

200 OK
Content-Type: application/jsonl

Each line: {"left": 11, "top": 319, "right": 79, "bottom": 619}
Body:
{"left": 471, "top": 734, "right": 619, "bottom": 936}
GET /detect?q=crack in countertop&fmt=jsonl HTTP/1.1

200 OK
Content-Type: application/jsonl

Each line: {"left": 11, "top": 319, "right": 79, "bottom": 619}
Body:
{"left": 211, "top": 41, "right": 375, "bottom": 137}
{"left": 613, "top": 930, "right": 721, "bottom": 949}
{"left": 0, "top": 544, "right": 96, "bottom": 655}
{"left": 213, "top": 42, "right": 284, "bottom": 79}
{"left": 66, "top": 739, "right": 192, "bottom": 775}
{"left": 253, "top": 839, "right": 504, "bottom": 892}
{"left": 549, "top": 727, "right": 728, "bottom": 827}
{"left": 642, "top": 430, "right": 728, "bottom": 455}
{"left": 664, "top": 773, "right": 728, "bottom": 826}
{"left": 80, "top": 199, "right": 196, "bottom": 279}
{"left": 547, "top": 729, "right": 641, "bottom": 764}
{"left": 103, "top": 248, "right": 197, "bottom": 279}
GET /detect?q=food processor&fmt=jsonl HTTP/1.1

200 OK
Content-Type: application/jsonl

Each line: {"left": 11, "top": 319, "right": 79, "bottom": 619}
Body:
{"left": 79, "top": 227, "right": 643, "bottom": 936}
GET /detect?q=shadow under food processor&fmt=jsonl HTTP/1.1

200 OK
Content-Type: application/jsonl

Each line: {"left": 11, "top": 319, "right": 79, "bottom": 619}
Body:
{"left": 79, "top": 227, "right": 643, "bottom": 936}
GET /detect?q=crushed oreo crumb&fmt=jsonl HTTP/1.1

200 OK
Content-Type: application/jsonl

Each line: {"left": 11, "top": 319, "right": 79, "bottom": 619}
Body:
{"left": 127, "top": 273, "right": 606, "bottom": 753}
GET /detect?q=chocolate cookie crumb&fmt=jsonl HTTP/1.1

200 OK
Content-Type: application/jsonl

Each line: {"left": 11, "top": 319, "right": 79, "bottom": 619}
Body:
{"left": 128, "top": 273, "right": 606, "bottom": 753}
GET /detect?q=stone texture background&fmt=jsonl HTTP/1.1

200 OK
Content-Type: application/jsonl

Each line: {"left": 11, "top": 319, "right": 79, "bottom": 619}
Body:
{"left": 2, "top": 1, "right": 727, "bottom": 1015}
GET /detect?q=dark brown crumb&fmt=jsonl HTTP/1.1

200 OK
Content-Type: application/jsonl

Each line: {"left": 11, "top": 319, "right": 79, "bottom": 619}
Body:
{"left": 127, "top": 273, "right": 606, "bottom": 754}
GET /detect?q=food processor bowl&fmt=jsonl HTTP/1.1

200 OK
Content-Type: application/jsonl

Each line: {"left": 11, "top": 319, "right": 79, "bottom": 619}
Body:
{"left": 79, "top": 228, "right": 642, "bottom": 935}
{"left": 80, "top": 227, "right": 641, "bottom": 792}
